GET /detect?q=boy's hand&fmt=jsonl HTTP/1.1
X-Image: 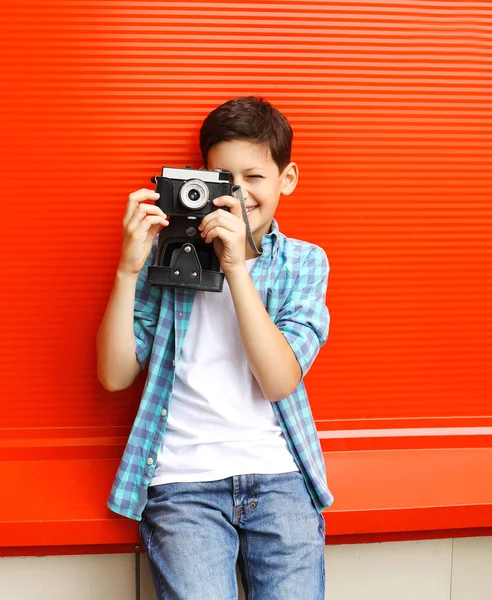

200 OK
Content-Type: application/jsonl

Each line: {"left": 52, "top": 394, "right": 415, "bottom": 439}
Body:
{"left": 198, "top": 195, "right": 246, "bottom": 273}
{"left": 119, "top": 189, "right": 169, "bottom": 277}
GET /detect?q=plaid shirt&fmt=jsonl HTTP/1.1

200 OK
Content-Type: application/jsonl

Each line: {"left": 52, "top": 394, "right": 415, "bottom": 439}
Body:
{"left": 108, "top": 219, "right": 333, "bottom": 520}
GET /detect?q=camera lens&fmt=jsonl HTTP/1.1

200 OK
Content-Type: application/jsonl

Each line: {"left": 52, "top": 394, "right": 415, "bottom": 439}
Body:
{"left": 188, "top": 189, "right": 200, "bottom": 202}
{"left": 180, "top": 179, "right": 209, "bottom": 210}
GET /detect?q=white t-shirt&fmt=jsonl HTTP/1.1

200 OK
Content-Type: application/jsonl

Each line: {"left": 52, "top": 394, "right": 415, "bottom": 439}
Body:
{"left": 150, "top": 257, "right": 299, "bottom": 485}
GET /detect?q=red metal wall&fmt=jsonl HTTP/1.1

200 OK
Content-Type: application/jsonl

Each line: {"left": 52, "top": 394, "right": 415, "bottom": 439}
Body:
{"left": 1, "top": 2, "right": 491, "bottom": 451}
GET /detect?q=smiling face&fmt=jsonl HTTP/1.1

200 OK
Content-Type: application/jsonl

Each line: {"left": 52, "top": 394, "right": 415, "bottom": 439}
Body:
{"left": 207, "top": 139, "right": 299, "bottom": 257}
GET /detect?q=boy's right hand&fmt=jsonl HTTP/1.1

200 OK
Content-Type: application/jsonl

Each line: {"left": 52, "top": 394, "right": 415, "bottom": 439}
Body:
{"left": 118, "top": 189, "right": 169, "bottom": 277}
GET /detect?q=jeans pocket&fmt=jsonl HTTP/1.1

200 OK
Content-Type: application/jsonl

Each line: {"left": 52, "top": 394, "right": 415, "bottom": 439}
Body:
{"left": 138, "top": 517, "right": 145, "bottom": 544}
{"left": 139, "top": 514, "right": 155, "bottom": 555}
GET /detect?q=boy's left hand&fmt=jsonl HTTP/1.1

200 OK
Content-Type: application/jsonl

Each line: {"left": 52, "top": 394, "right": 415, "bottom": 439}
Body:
{"left": 198, "top": 195, "right": 246, "bottom": 273}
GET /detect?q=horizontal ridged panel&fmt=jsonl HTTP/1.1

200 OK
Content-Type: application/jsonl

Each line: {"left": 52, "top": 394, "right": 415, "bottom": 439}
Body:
{"left": 0, "top": 1, "right": 490, "bottom": 432}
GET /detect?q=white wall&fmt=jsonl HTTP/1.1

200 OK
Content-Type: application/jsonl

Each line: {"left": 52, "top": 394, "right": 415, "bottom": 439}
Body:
{"left": 1, "top": 537, "right": 491, "bottom": 600}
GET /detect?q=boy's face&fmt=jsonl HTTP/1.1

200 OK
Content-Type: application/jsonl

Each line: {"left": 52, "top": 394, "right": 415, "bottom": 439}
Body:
{"left": 207, "top": 140, "right": 298, "bottom": 249}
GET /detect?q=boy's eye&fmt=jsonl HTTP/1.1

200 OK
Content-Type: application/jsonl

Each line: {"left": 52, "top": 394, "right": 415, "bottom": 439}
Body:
{"left": 247, "top": 175, "right": 263, "bottom": 179}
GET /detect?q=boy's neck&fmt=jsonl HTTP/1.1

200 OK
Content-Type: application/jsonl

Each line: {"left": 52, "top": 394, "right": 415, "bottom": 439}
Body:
{"left": 245, "top": 247, "right": 262, "bottom": 260}
{"left": 245, "top": 220, "right": 273, "bottom": 259}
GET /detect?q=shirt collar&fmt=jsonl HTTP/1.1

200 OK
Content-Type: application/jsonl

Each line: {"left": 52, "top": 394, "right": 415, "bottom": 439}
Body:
{"left": 260, "top": 218, "right": 280, "bottom": 255}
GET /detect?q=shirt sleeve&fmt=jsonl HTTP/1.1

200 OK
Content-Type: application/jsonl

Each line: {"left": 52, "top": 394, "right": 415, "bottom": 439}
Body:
{"left": 274, "top": 245, "right": 330, "bottom": 377}
{"left": 134, "top": 240, "right": 162, "bottom": 369}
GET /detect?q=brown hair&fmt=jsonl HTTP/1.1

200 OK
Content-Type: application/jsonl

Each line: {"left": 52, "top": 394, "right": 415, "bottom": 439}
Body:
{"left": 199, "top": 97, "right": 293, "bottom": 172}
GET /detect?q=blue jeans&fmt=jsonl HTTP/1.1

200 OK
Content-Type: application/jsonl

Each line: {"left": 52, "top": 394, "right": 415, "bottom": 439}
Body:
{"left": 139, "top": 471, "right": 326, "bottom": 600}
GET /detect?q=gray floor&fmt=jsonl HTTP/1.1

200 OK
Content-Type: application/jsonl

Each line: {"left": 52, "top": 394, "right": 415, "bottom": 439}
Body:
{"left": 0, "top": 537, "right": 491, "bottom": 600}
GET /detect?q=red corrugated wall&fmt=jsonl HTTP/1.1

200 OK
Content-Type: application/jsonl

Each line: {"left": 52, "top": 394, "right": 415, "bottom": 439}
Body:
{"left": 1, "top": 2, "right": 491, "bottom": 451}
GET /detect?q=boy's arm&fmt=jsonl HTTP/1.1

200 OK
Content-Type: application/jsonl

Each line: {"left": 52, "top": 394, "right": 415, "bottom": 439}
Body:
{"left": 97, "top": 189, "right": 168, "bottom": 392}
{"left": 271, "top": 247, "right": 330, "bottom": 377}
{"left": 199, "top": 196, "right": 329, "bottom": 403}
{"left": 227, "top": 267, "right": 301, "bottom": 401}
{"left": 227, "top": 247, "right": 329, "bottom": 402}
{"left": 96, "top": 248, "right": 162, "bottom": 391}
{"left": 96, "top": 268, "right": 142, "bottom": 391}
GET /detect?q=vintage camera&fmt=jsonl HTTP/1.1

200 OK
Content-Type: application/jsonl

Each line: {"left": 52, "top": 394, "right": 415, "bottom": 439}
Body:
{"left": 147, "top": 166, "right": 240, "bottom": 292}
{"left": 154, "top": 166, "right": 238, "bottom": 219}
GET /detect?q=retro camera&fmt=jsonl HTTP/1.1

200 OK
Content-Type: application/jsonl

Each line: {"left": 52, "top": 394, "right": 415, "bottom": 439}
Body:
{"left": 147, "top": 166, "right": 240, "bottom": 292}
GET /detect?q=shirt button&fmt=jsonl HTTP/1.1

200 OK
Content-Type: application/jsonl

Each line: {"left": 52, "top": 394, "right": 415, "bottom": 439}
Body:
{"left": 178, "top": 312, "right": 183, "bottom": 317}
{"left": 250, "top": 502, "right": 256, "bottom": 509}
{"left": 161, "top": 409, "right": 167, "bottom": 417}
{"left": 147, "top": 457, "right": 154, "bottom": 466}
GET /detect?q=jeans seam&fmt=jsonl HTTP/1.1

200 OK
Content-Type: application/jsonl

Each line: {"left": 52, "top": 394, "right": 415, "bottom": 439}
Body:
{"left": 318, "top": 513, "right": 326, "bottom": 596}
{"left": 239, "top": 529, "right": 253, "bottom": 600}
{"left": 320, "top": 552, "right": 326, "bottom": 593}
{"left": 144, "top": 521, "right": 167, "bottom": 600}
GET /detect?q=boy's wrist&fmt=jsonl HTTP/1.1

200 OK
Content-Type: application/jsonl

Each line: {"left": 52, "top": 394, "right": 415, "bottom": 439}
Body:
{"left": 116, "top": 263, "right": 140, "bottom": 282}
{"left": 223, "top": 263, "right": 250, "bottom": 281}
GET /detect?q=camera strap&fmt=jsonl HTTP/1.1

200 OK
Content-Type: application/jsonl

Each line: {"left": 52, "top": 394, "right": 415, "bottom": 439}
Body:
{"left": 234, "top": 186, "right": 263, "bottom": 256}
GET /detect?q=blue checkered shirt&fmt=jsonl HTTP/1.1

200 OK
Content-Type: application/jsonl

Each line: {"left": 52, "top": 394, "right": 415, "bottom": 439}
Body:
{"left": 108, "top": 219, "right": 334, "bottom": 520}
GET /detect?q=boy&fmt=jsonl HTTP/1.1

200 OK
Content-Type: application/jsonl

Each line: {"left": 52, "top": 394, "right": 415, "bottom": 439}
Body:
{"left": 97, "top": 97, "right": 333, "bottom": 600}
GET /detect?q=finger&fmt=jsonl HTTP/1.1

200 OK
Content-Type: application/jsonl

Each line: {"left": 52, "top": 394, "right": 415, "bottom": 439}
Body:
{"left": 212, "top": 195, "right": 243, "bottom": 219}
{"left": 124, "top": 191, "right": 161, "bottom": 229}
{"left": 203, "top": 221, "right": 245, "bottom": 245}
{"left": 198, "top": 211, "right": 221, "bottom": 237}
{"left": 204, "top": 226, "right": 233, "bottom": 245}
{"left": 126, "top": 202, "right": 168, "bottom": 234}
{"left": 148, "top": 221, "right": 165, "bottom": 239}
{"left": 200, "top": 212, "right": 243, "bottom": 241}
{"left": 136, "top": 214, "right": 169, "bottom": 235}
{"left": 123, "top": 189, "right": 161, "bottom": 227}
{"left": 199, "top": 207, "right": 239, "bottom": 232}
{"left": 126, "top": 210, "right": 168, "bottom": 237}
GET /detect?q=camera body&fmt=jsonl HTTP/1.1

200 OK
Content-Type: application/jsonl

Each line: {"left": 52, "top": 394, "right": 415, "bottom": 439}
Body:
{"left": 155, "top": 166, "right": 236, "bottom": 218}
{"left": 148, "top": 166, "right": 239, "bottom": 293}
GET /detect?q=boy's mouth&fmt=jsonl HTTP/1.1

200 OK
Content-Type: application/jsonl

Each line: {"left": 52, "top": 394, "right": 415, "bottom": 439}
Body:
{"left": 246, "top": 205, "right": 258, "bottom": 215}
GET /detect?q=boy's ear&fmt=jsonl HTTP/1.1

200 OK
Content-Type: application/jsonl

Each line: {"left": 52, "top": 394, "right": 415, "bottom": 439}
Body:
{"left": 280, "top": 162, "right": 299, "bottom": 196}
